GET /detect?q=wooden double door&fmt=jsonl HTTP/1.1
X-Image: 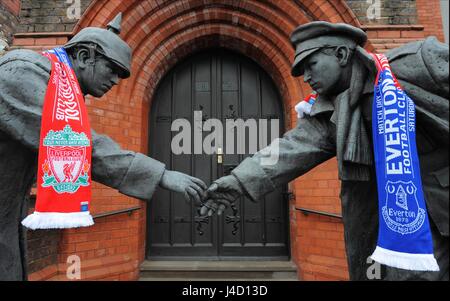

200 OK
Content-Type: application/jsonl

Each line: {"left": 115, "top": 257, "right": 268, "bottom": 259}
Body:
{"left": 147, "top": 49, "right": 288, "bottom": 259}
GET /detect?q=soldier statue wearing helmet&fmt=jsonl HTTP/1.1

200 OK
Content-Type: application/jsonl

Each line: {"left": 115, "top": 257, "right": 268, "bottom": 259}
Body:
{"left": 64, "top": 13, "right": 131, "bottom": 80}
{"left": 0, "top": 13, "right": 207, "bottom": 280}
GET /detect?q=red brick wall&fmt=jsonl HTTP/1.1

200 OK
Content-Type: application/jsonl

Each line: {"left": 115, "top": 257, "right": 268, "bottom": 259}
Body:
{"left": 12, "top": 32, "right": 71, "bottom": 49}
{"left": 292, "top": 159, "right": 348, "bottom": 280}
{"left": 363, "top": 24, "right": 426, "bottom": 53}
{"left": 416, "top": 0, "right": 445, "bottom": 42}
{"left": 11, "top": 0, "right": 445, "bottom": 281}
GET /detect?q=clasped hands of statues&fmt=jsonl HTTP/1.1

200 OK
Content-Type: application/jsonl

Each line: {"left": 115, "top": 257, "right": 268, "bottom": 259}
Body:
{"left": 160, "top": 171, "right": 242, "bottom": 217}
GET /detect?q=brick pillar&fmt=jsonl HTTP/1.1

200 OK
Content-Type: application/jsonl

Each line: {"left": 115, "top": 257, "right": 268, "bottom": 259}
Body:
{"left": 416, "top": 0, "right": 446, "bottom": 42}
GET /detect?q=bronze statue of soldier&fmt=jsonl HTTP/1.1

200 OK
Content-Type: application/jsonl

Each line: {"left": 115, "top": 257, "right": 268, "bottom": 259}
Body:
{"left": 0, "top": 14, "right": 206, "bottom": 281}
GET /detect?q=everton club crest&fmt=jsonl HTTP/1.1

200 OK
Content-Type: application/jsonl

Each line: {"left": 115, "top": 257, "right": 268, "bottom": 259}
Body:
{"left": 382, "top": 181, "right": 426, "bottom": 235}
{"left": 41, "top": 125, "right": 90, "bottom": 193}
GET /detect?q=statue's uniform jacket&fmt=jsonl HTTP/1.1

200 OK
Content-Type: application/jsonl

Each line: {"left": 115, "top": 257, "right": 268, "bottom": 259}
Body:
{"left": 232, "top": 37, "right": 449, "bottom": 280}
{"left": 0, "top": 49, "right": 166, "bottom": 280}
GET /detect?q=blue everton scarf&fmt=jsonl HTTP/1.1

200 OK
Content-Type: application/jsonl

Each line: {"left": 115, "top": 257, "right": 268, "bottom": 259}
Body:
{"left": 369, "top": 53, "right": 439, "bottom": 271}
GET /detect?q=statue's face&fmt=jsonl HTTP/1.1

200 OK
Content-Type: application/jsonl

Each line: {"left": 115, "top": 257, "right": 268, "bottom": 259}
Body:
{"left": 83, "top": 55, "right": 120, "bottom": 98}
{"left": 302, "top": 48, "right": 351, "bottom": 96}
{"left": 70, "top": 47, "right": 121, "bottom": 98}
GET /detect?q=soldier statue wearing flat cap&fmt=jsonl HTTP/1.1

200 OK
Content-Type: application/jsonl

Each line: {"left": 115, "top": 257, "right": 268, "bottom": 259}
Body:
{"left": 201, "top": 21, "right": 448, "bottom": 280}
{"left": 0, "top": 13, "right": 207, "bottom": 281}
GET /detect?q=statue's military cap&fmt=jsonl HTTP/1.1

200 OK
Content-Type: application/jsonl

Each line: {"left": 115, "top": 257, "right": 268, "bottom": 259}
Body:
{"left": 290, "top": 21, "right": 367, "bottom": 76}
{"left": 64, "top": 13, "right": 132, "bottom": 79}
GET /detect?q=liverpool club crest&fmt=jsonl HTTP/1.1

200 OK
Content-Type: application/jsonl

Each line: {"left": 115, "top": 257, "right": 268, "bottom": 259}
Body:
{"left": 382, "top": 181, "right": 426, "bottom": 235}
{"left": 41, "top": 125, "right": 90, "bottom": 193}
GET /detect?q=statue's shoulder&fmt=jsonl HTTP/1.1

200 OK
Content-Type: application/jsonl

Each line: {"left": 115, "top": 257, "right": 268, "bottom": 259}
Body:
{"left": 386, "top": 37, "right": 448, "bottom": 96}
{"left": 419, "top": 37, "right": 449, "bottom": 77}
{"left": 385, "top": 39, "right": 423, "bottom": 62}
{"left": 386, "top": 36, "right": 447, "bottom": 62}
{"left": 0, "top": 49, "right": 51, "bottom": 74}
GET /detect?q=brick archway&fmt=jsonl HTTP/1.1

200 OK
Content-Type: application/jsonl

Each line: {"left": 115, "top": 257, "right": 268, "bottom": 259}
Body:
{"left": 75, "top": 0, "right": 363, "bottom": 124}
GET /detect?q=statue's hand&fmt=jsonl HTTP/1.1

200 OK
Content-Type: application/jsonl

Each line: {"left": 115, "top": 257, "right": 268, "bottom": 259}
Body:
{"left": 200, "top": 175, "right": 243, "bottom": 216}
{"left": 160, "top": 170, "right": 207, "bottom": 205}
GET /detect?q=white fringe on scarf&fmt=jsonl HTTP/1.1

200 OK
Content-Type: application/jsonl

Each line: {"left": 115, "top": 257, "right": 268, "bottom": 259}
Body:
{"left": 21, "top": 211, "right": 94, "bottom": 230}
{"left": 370, "top": 246, "right": 440, "bottom": 271}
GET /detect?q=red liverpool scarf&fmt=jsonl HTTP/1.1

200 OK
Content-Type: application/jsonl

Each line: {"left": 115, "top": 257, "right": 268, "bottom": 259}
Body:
{"left": 22, "top": 47, "right": 94, "bottom": 229}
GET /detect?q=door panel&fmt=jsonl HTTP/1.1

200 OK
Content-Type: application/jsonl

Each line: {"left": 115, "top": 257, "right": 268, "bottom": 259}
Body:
{"left": 147, "top": 49, "right": 288, "bottom": 259}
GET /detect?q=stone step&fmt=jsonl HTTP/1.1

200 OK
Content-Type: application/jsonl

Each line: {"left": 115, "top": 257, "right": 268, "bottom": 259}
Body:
{"left": 140, "top": 261, "right": 298, "bottom": 281}
{"left": 139, "top": 277, "right": 297, "bottom": 281}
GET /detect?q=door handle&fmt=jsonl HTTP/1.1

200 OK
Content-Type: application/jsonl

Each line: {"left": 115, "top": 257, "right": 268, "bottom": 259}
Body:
{"left": 217, "top": 147, "right": 223, "bottom": 164}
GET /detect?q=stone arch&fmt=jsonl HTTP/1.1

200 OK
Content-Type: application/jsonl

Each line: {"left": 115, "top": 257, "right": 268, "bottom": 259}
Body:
{"left": 74, "top": 0, "right": 364, "bottom": 115}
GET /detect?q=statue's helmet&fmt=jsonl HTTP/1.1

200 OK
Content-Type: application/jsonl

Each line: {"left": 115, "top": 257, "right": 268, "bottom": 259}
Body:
{"left": 64, "top": 13, "right": 132, "bottom": 79}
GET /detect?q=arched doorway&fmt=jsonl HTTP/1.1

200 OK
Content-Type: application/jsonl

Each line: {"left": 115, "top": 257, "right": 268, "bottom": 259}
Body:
{"left": 147, "top": 49, "right": 288, "bottom": 259}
